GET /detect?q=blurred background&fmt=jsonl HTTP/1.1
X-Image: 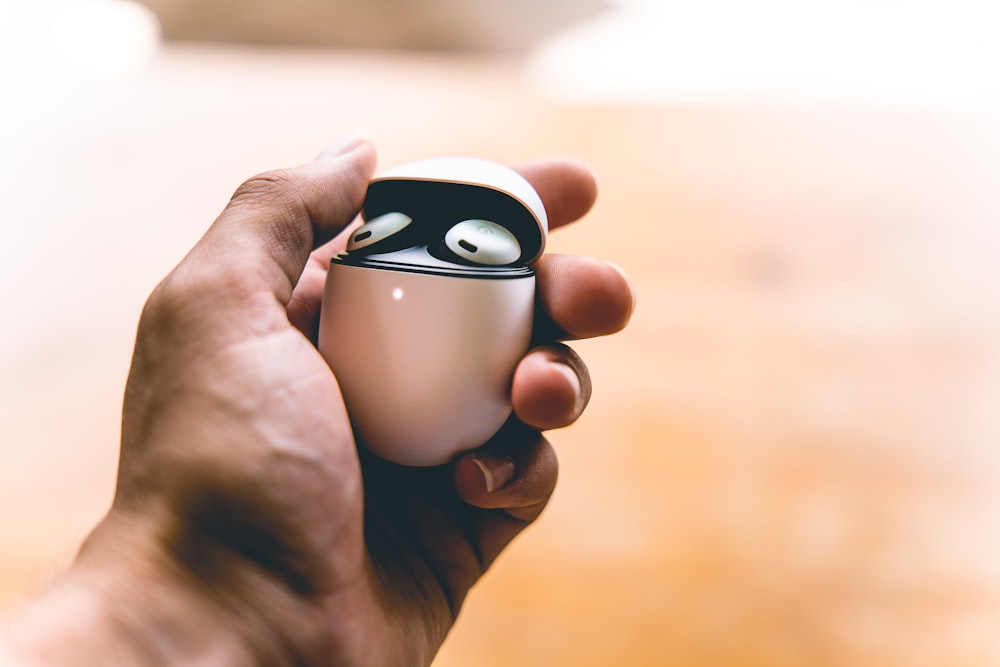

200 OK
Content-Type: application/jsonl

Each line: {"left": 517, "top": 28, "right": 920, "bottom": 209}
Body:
{"left": 2, "top": 0, "right": 1000, "bottom": 665}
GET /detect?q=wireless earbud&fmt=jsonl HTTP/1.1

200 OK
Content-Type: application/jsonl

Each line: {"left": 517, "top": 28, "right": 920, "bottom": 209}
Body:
{"left": 442, "top": 219, "right": 521, "bottom": 266}
{"left": 346, "top": 211, "right": 413, "bottom": 253}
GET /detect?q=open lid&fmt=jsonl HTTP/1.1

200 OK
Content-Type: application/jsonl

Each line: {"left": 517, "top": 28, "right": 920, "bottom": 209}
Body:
{"left": 362, "top": 158, "right": 548, "bottom": 264}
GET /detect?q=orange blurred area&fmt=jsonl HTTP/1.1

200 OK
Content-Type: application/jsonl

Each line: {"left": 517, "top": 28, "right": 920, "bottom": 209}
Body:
{"left": 3, "top": 2, "right": 1000, "bottom": 665}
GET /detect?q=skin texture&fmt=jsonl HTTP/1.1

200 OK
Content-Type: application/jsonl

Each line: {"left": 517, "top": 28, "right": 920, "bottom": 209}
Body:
{"left": 0, "top": 138, "right": 634, "bottom": 667}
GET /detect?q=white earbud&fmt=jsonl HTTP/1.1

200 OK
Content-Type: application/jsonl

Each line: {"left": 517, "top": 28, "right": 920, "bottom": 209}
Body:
{"left": 443, "top": 219, "right": 521, "bottom": 266}
{"left": 347, "top": 212, "right": 413, "bottom": 252}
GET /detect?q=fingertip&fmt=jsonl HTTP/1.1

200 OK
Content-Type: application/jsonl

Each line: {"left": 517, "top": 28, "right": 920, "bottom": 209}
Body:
{"left": 549, "top": 157, "right": 598, "bottom": 225}
{"left": 514, "top": 158, "right": 598, "bottom": 229}
{"left": 299, "top": 138, "right": 378, "bottom": 238}
{"left": 512, "top": 348, "right": 588, "bottom": 430}
{"left": 453, "top": 430, "right": 559, "bottom": 518}
{"left": 602, "top": 260, "right": 637, "bottom": 327}
{"left": 537, "top": 255, "right": 636, "bottom": 339}
{"left": 315, "top": 132, "right": 371, "bottom": 160}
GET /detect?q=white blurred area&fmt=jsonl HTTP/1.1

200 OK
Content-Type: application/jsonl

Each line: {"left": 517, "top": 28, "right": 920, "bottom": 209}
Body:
{"left": 1, "top": 0, "right": 161, "bottom": 78}
{"left": 527, "top": 0, "right": 1000, "bottom": 107}
{"left": 5, "top": 0, "right": 1000, "bottom": 107}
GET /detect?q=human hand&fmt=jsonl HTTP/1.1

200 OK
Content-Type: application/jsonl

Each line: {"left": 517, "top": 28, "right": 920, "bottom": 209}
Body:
{"left": 0, "top": 138, "right": 634, "bottom": 667}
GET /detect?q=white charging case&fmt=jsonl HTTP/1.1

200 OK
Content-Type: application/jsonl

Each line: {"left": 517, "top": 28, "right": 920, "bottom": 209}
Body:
{"left": 317, "top": 158, "right": 547, "bottom": 466}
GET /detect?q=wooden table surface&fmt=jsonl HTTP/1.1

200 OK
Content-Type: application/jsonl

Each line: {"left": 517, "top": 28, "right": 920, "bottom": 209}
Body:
{"left": 2, "top": 45, "right": 999, "bottom": 666}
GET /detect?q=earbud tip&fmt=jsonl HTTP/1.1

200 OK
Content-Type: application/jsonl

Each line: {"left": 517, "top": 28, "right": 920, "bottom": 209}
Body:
{"left": 347, "top": 212, "right": 413, "bottom": 252}
{"left": 445, "top": 219, "right": 521, "bottom": 266}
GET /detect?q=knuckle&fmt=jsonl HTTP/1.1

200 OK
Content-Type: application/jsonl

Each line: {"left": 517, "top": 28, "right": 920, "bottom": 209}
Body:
{"left": 231, "top": 169, "right": 298, "bottom": 206}
{"left": 138, "top": 263, "right": 241, "bottom": 338}
{"left": 139, "top": 271, "right": 189, "bottom": 332}
{"left": 230, "top": 169, "right": 313, "bottom": 260}
{"left": 135, "top": 276, "right": 195, "bottom": 351}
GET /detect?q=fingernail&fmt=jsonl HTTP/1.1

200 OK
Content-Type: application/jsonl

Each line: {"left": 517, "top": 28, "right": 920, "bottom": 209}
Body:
{"left": 472, "top": 455, "right": 516, "bottom": 493}
{"left": 316, "top": 132, "right": 369, "bottom": 160}
{"left": 550, "top": 360, "right": 585, "bottom": 421}
{"left": 605, "top": 260, "right": 637, "bottom": 318}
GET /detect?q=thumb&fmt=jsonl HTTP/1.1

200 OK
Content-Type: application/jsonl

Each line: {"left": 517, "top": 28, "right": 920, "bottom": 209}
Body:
{"left": 187, "top": 136, "right": 376, "bottom": 306}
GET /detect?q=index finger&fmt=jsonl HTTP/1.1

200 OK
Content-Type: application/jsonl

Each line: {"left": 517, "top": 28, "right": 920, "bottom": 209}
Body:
{"left": 512, "top": 158, "right": 598, "bottom": 231}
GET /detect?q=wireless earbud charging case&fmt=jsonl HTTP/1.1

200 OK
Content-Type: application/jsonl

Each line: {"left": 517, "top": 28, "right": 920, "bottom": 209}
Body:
{"left": 318, "top": 158, "right": 547, "bottom": 466}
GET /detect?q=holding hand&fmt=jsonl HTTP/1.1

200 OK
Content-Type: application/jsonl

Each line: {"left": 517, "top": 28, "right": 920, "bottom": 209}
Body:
{"left": 0, "top": 137, "right": 634, "bottom": 667}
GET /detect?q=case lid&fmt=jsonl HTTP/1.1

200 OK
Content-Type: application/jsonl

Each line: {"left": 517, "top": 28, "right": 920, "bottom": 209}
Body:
{"left": 362, "top": 157, "right": 548, "bottom": 264}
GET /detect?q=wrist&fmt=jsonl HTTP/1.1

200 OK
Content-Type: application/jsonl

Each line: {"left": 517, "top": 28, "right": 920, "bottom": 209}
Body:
{"left": 1, "top": 516, "right": 254, "bottom": 667}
